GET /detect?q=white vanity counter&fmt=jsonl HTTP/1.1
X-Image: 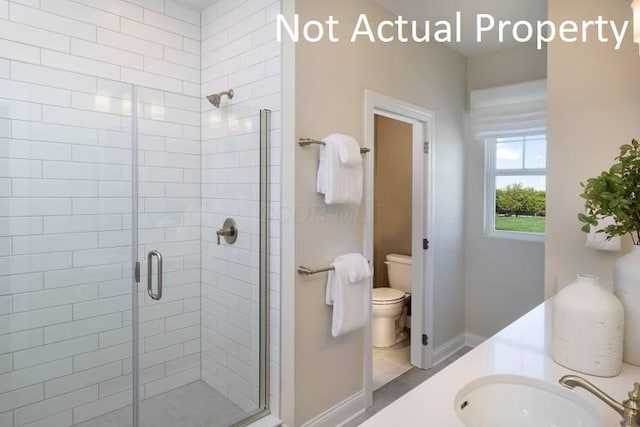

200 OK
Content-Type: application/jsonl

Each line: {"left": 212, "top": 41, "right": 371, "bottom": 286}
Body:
{"left": 360, "top": 302, "right": 640, "bottom": 426}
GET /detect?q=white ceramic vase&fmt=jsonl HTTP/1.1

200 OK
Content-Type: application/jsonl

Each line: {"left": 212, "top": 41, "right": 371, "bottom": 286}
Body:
{"left": 614, "top": 245, "right": 640, "bottom": 366}
{"left": 552, "top": 274, "right": 624, "bottom": 377}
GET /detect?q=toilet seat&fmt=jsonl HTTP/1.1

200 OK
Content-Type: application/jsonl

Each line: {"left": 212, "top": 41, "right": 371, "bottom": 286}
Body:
{"left": 372, "top": 287, "right": 406, "bottom": 305}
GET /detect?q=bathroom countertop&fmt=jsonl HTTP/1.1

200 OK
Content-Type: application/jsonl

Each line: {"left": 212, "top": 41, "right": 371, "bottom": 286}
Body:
{"left": 360, "top": 301, "right": 640, "bottom": 426}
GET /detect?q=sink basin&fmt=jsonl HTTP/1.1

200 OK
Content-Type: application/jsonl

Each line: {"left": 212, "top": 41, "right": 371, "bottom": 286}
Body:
{"left": 454, "top": 375, "right": 599, "bottom": 427}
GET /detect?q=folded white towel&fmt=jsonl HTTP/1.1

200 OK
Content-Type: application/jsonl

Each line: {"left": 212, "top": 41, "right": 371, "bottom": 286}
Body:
{"left": 316, "top": 142, "right": 326, "bottom": 193}
{"left": 586, "top": 216, "right": 621, "bottom": 252}
{"left": 330, "top": 134, "right": 362, "bottom": 166}
{"left": 316, "top": 134, "right": 363, "bottom": 205}
{"left": 344, "top": 253, "right": 372, "bottom": 283}
{"left": 325, "top": 253, "right": 371, "bottom": 337}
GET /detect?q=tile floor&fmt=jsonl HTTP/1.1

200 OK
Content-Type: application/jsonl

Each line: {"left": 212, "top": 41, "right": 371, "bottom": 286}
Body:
{"left": 77, "top": 347, "right": 473, "bottom": 427}
{"left": 78, "top": 381, "right": 247, "bottom": 427}
{"left": 344, "top": 346, "right": 474, "bottom": 427}
{"left": 372, "top": 338, "right": 412, "bottom": 390}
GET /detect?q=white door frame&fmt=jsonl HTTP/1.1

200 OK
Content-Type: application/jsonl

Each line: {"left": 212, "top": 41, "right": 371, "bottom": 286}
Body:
{"left": 363, "top": 90, "right": 435, "bottom": 406}
{"left": 279, "top": 0, "right": 296, "bottom": 424}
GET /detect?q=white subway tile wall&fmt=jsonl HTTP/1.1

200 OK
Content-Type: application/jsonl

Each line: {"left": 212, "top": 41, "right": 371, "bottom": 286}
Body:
{"left": 0, "top": 0, "right": 282, "bottom": 425}
{"left": 134, "top": 83, "right": 203, "bottom": 410}
{"left": 0, "top": 59, "right": 135, "bottom": 427}
{"left": 200, "top": 0, "right": 281, "bottom": 415}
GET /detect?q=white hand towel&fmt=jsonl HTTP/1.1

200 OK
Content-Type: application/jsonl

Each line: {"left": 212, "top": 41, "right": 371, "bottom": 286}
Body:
{"left": 316, "top": 142, "right": 327, "bottom": 194}
{"left": 325, "top": 253, "right": 372, "bottom": 337}
{"left": 316, "top": 134, "right": 363, "bottom": 205}
{"left": 342, "top": 253, "right": 372, "bottom": 283}
{"left": 586, "top": 216, "right": 622, "bottom": 252}
{"left": 325, "top": 253, "right": 371, "bottom": 304}
{"left": 327, "top": 134, "right": 362, "bottom": 166}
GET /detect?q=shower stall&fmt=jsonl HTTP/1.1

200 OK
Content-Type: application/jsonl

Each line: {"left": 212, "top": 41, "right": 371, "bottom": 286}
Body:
{"left": 0, "top": 78, "right": 271, "bottom": 427}
{"left": 0, "top": 1, "right": 280, "bottom": 426}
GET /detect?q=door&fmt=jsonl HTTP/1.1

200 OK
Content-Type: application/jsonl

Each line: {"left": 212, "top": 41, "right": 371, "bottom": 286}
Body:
{"left": 0, "top": 75, "right": 136, "bottom": 426}
{"left": 133, "top": 86, "right": 270, "bottom": 427}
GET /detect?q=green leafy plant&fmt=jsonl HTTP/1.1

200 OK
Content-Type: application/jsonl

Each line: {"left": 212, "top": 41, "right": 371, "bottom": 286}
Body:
{"left": 579, "top": 139, "right": 640, "bottom": 244}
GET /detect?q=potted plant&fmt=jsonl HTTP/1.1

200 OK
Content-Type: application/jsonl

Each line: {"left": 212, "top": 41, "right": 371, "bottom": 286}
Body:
{"left": 579, "top": 139, "right": 640, "bottom": 366}
{"left": 579, "top": 139, "right": 640, "bottom": 242}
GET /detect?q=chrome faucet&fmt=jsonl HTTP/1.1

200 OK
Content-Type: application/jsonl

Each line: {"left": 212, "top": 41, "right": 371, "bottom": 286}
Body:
{"left": 559, "top": 375, "right": 640, "bottom": 426}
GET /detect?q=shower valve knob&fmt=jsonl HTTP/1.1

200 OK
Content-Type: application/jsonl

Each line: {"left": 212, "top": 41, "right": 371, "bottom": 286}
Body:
{"left": 216, "top": 218, "right": 238, "bottom": 245}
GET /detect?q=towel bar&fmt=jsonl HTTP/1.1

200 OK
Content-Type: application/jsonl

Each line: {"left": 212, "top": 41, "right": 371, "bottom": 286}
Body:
{"left": 298, "top": 259, "right": 370, "bottom": 275}
{"left": 298, "top": 137, "right": 371, "bottom": 154}
{"left": 298, "top": 265, "right": 335, "bottom": 276}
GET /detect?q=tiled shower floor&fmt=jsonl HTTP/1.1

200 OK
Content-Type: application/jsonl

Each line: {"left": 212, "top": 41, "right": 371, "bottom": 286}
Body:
{"left": 77, "top": 381, "right": 246, "bottom": 427}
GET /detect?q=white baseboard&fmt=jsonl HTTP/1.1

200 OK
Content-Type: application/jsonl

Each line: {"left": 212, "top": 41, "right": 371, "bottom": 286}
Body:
{"left": 464, "top": 333, "right": 486, "bottom": 348}
{"left": 247, "top": 415, "right": 282, "bottom": 427}
{"left": 433, "top": 333, "right": 487, "bottom": 366}
{"left": 301, "top": 390, "right": 365, "bottom": 427}
{"left": 433, "top": 334, "right": 466, "bottom": 366}
{"left": 303, "top": 333, "right": 488, "bottom": 427}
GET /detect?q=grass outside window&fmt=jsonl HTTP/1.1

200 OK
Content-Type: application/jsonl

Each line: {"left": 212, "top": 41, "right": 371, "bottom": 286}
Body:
{"left": 495, "top": 216, "right": 546, "bottom": 234}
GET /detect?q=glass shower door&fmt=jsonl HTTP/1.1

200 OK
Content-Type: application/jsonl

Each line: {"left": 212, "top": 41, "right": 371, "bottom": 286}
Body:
{"left": 133, "top": 84, "right": 203, "bottom": 426}
{"left": 0, "top": 76, "right": 136, "bottom": 426}
{"left": 133, "top": 85, "right": 270, "bottom": 427}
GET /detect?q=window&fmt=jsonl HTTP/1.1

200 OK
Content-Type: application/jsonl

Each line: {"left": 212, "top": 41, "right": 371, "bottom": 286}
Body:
{"left": 485, "top": 135, "right": 547, "bottom": 241}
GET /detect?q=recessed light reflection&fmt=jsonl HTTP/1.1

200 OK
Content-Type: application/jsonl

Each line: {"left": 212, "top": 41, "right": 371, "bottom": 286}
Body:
{"left": 228, "top": 116, "right": 240, "bottom": 131}
{"left": 150, "top": 105, "right": 165, "bottom": 120}
{"left": 208, "top": 111, "right": 222, "bottom": 128}
{"left": 121, "top": 100, "right": 132, "bottom": 116}
{"left": 94, "top": 95, "right": 111, "bottom": 112}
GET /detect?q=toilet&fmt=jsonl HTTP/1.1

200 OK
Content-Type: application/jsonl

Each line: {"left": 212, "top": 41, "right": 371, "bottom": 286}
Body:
{"left": 372, "top": 253, "right": 411, "bottom": 348}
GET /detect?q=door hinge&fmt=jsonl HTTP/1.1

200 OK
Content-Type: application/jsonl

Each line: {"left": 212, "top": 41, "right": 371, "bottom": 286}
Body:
{"left": 134, "top": 262, "right": 140, "bottom": 283}
{"left": 423, "top": 238, "right": 429, "bottom": 250}
{"left": 424, "top": 141, "right": 429, "bottom": 154}
{"left": 422, "top": 334, "right": 429, "bottom": 346}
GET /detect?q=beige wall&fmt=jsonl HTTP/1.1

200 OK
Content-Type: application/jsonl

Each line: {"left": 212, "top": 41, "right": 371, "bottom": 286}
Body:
{"left": 373, "top": 115, "right": 412, "bottom": 287}
{"left": 546, "top": 0, "right": 640, "bottom": 296}
{"left": 294, "top": 0, "right": 467, "bottom": 424}
{"left": 465, "top": 44, "right": 547, "bottom": 338}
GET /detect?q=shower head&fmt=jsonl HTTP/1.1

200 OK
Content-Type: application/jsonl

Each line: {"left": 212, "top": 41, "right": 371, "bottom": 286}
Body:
{"left": 207, "top": 89, "right": 234, "bottom": 108}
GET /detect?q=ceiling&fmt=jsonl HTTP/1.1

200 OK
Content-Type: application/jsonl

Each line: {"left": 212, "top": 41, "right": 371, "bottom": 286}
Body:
{"left": 372, "top": 0, "right": 548, "bottom": 56}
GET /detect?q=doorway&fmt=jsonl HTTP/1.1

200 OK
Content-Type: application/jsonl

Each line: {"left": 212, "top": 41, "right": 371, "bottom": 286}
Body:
{"left": 363, "top": 91, "right": 435, "bottom": 406}
{"left": 371, "top": 115, "right": 413, "bottom": 390}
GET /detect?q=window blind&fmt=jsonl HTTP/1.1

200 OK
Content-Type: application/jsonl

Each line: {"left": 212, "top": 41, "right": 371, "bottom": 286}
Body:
{"left": 470, "top": 79, "right": 547, "bottom": 141}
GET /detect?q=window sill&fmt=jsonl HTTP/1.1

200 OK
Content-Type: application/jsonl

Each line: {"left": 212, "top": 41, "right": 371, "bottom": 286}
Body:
{"left": 486, "top": 230, "right": 545, "bottom": 243}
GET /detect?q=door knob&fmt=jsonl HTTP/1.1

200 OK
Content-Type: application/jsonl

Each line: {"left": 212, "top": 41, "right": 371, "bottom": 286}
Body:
{"left": 216, "top": 218, "right": 238, "bottom": 245}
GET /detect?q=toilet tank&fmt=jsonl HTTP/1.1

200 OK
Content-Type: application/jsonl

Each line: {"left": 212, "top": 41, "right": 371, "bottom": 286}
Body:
{"left": 385, "top": 253, "right": 412, "bottom": 293}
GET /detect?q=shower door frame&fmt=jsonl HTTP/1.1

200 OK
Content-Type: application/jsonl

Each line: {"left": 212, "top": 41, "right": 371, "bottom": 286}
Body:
{"left": 129, "top": 86, "right": 272, "bottom": 427}
{"left": 131, "top": 85, "right": 141, "bottom": 427}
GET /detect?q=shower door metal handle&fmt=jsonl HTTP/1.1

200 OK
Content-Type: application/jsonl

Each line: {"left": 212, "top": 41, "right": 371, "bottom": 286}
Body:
{"left": 147, "top": 250, "right": 163, "bottom": 301}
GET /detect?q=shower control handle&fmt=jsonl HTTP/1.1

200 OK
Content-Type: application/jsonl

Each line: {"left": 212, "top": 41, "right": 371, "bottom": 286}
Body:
{"left": 217, "top": 218, "right": 238, "bottom": 245}
{"left": 147, "top": 250, "right": 163, "bottom": 301}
